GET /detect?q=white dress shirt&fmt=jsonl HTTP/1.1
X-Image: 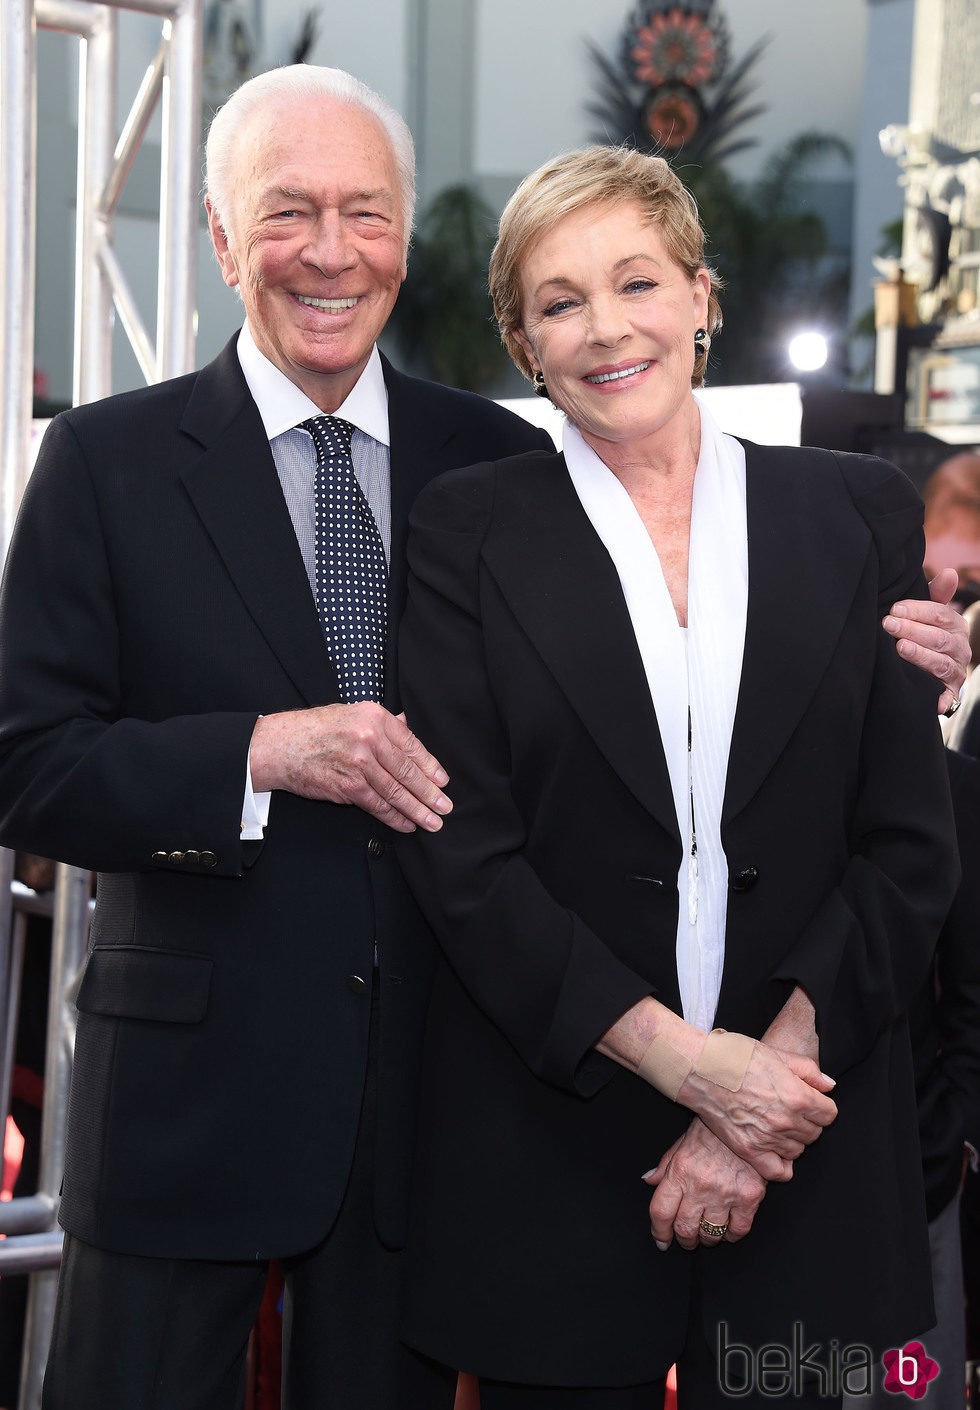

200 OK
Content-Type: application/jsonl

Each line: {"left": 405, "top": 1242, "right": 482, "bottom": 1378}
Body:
{"left": 235, "top": 324, "right": 393, "bottom": 838}
{"left": 563, "top": 401, "right": 747, "bottom": 1030}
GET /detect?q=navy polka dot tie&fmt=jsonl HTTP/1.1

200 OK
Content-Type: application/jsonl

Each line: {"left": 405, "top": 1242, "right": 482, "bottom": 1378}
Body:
{"left": 303, "top": 415, "right": 387, "bottom": 704}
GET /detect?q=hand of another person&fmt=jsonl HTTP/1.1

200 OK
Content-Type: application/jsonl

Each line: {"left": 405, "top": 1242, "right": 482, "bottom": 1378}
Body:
{"left": 643, "top": 1118, "right": 767, "bottom": 1250}
{"left": 762, "top": 984, "right": 820, "bottom": 1064}
{"left": 883, "top": 568, "right": 969, "bottom": 714}
{"left": 249, "top": 704, "right": 452, "bottom": 832}
{"left": 679, "top": 1041, "right": 837, "bottom": 1182}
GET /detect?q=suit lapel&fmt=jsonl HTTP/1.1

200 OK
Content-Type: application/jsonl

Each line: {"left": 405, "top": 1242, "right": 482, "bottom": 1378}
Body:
{"left": 383, "top": 358, "right": 481, "bottom": 707}
{"left": 482, "top": 456, "right": 681, "bottom": 841}
{"left": 723, "top": 442, "right": 871, "bottom": 824}
{"left": 384, "top": 360, "right": 469, "bottom": 616}
{"left": 178, "top": 339, "right": 340, "bottom": 707}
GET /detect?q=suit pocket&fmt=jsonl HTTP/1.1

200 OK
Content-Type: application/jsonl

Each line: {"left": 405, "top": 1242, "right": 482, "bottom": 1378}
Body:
{"left": 76, "top": 945, "right": 212, "bottom": 1023}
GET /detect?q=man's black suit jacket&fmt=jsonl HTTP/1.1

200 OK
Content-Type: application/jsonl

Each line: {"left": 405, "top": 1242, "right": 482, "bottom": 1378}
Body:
{"left": 913, "top": 747, "right": 980, "bottom": 1219}
{"left": 0, "top": 335, "right": 552, "bottom": 1260}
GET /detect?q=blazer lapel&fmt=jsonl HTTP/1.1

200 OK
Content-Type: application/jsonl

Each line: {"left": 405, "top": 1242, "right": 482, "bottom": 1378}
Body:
{"left": 178, "top": 339, "right": 340, "bottom": 707}
{"left": 723, "top": 442, "right": 872, "bottom": 825}
{"left": 483, "top": 455, "right": 681, "bottom": 841}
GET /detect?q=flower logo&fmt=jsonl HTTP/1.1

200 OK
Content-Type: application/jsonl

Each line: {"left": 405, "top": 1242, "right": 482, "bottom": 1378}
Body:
{"left": 630, "top": 9, "right": 722, "bottom": 87}
{"left": 644, "top": 86, "right": 704, "bottom": 148}
{"left": 881, "top": 1342, "right": 940, "bottom": 1399}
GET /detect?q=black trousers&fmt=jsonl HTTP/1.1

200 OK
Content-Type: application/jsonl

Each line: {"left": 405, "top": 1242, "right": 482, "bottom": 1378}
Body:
{"left": 479, "top": 1377, "right": 667, "bottom": 1408}
{"left": 42, "top": 986, "right": 454, "bottom": 1410}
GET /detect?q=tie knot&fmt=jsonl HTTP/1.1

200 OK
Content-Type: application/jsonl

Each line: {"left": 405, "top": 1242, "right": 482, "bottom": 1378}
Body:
{"left": 302, "top": 415, "right": 354, "bottom": 461}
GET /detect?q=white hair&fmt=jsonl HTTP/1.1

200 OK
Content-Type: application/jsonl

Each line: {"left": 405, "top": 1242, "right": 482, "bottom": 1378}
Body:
{"left": 204, "top": 65, "right": 416, "bottom": 244}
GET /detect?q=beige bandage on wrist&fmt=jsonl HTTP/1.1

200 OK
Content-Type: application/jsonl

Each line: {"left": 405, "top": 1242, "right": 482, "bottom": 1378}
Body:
{"left": 636, "top": 1028, "right": 756, "bottom": 1100}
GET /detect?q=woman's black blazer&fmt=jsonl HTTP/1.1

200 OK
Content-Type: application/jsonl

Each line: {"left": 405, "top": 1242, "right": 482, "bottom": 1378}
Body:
{"left": 397, "top": 441, "right": 959, "bottom": 1386}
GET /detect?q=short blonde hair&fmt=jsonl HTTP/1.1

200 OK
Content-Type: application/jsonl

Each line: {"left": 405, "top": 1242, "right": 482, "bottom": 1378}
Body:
{"left": 488, "top": 146, "right": 722, "bottom": 388}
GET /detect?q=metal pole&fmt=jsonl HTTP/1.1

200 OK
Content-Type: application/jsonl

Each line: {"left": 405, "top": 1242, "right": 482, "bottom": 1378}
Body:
{"left": 18, "top": 863, "right": 91, "bottom": 1410}
{"left": 0, "top": 1232, "right": 63, "bottom": 1275}
{"left": 36, "top": 0, "right": 108, "bottom": 29}
{"left": 72, "top": 5, "right": 116, "bottom": 407}
{"left": 0, "top": 851, "right": 18, "bottom": 1132}
{"left": 1, "top": 899, "right": 26, "bottom": 1137}
{"left": 157, "top": 0, "right": 202, "bottom": 380}
{"left": 0, "top": 0, "right": 38, "bottom": 559}
{"left": 4, "top": 0, "right": 203, "bottom": 552}
{"left": 100, "top": 40, "right": 166, "bottom": 218}
{"left": 0, "top": 1194, "right": 58, "bottom": 1236}
{"left": 0, "top": 886, "right": 55, "bottom": 1241}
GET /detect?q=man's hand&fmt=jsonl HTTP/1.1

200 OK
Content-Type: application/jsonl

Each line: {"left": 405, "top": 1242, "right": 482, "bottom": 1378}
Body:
{"left": 249, "top": 704, "right": 452, "bottom": 832}
{"left": 644, "top": 1118, "right": 767, "bottom": 1250}
{"left": 883, "top": 568, "right": 969, "bottom": 714}
{"left": 763, "top": 984, "right": 820, "bottom": 1064}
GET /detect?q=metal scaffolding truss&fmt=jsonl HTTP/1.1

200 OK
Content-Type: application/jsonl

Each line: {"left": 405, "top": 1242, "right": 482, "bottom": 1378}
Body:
{"left": 0, "top": 2, "right": 202, "bottom": 1402}
{"left": 0, "top": 0, "right": 203, "bottom": 556}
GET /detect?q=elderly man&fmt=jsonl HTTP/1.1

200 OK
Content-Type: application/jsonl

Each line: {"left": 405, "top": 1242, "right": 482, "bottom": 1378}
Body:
{"left": 0, "top": 64, "right": 967, "bottom": 1410}
{"left": 0, "top": 66, "right": 549, "bottom": 1410}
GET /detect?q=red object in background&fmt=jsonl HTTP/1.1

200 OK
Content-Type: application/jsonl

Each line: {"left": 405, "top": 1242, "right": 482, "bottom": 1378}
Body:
{"left": 2, "top": 1116, "right": 25, "bottom": 1201}
{"left": 452, "top": 1367, "right": 676, "bottom": 1407}
{"left": 245, "top": 1264, "right": 284, "bottom": 1410}
{"left": 455, "top": 1373, "right": 479, "bottom": 1409}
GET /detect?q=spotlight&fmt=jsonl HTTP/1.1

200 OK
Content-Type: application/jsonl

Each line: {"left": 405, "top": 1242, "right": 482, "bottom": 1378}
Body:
{"left": 788, "top": 331, "right": 829, "bottom": 373}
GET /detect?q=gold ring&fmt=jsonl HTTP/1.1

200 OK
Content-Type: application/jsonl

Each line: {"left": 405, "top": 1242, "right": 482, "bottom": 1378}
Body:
{"left": 699, "top": 1217, "right": 729, "bottom": 1239}
{"left": 944, "top": 696, "right": 962, "bottom": 718}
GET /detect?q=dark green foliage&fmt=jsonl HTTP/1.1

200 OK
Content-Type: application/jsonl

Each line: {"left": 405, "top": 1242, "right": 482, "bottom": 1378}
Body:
{"left": 684, "top": 133, "right": 853, "bottom": 384}
{"left": 388, "top": 185, "right": 508, "bottom": 392}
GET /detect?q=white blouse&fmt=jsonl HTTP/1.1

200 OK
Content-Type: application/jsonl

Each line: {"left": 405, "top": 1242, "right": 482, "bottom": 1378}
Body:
{"left": 563, "top": 401, "right": 748, "bottom": 1030}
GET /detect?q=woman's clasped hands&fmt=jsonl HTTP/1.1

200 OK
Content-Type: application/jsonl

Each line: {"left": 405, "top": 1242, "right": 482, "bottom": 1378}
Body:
{"left": 643, "top": 1034, "right": 837, "bottom": 1251}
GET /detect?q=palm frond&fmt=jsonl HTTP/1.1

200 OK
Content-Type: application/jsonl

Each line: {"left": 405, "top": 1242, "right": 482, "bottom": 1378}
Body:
{"left": 584, "top": 40, "right": 642, "bottom": 142}
{"left": 291, "top": 10, "right": 319, "bottom": 66}
{"left": 754, "top": 131, "right": 852, "bottom": 211}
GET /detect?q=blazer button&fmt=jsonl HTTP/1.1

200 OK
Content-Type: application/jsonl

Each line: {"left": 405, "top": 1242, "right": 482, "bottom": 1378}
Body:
{"left": 151, "top": 851, "right": 168, "bottom": 863}
{"left": 168, "top": 850, "right": 185, "bottom": 865}
{"left": 732, "top": 866, "right": 760, "bottom": 893}
{"left": 346, "top": 974, "right": 368, "bottom": 994}
{"left": 367, "top": 836, "right": 385, "bottom": 858}
{"left": 184, "top": 850, "right": 201, "bottom": 865}
{"left": 199, "top": 851, "right": 218, "bottom": 868}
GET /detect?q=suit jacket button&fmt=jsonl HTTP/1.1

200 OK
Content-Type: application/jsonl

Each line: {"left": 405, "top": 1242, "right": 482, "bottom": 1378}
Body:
{"left": 367, "top": 836, "right": 385, "bottom": 858}
{"left": 199, "top": 851, "right": 218, "bottom": 868}
{"left": 184, "top": 850, "right": 201, "bottom": 865}
{"left": 732, "top": 866, "right": 760, "bottom": 892}
{"left": 151, "top": 851, "right": 168, "bottom": 863}
{"left": 346, "top": 974, "right": 368, "bottom": 994}
{"left": 168, "top": 850, "right": 185, "bottom": 865}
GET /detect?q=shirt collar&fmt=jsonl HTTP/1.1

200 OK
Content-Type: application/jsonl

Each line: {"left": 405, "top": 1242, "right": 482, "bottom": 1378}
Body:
{"left": 235, "top": 322, "right": 390, "bottom": 446}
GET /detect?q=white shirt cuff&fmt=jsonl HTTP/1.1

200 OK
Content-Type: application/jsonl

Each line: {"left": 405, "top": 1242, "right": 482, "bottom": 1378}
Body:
{"left": 241, "top": 749, "right": 271, "bottom": 840}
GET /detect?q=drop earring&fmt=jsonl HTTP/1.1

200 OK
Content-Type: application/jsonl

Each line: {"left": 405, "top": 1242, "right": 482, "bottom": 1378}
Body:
{"left": 694, "top": 328, "right": 711, "bottom": 355}
{"left": 533, "top": 369, "right": 549, "bottom": 399}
